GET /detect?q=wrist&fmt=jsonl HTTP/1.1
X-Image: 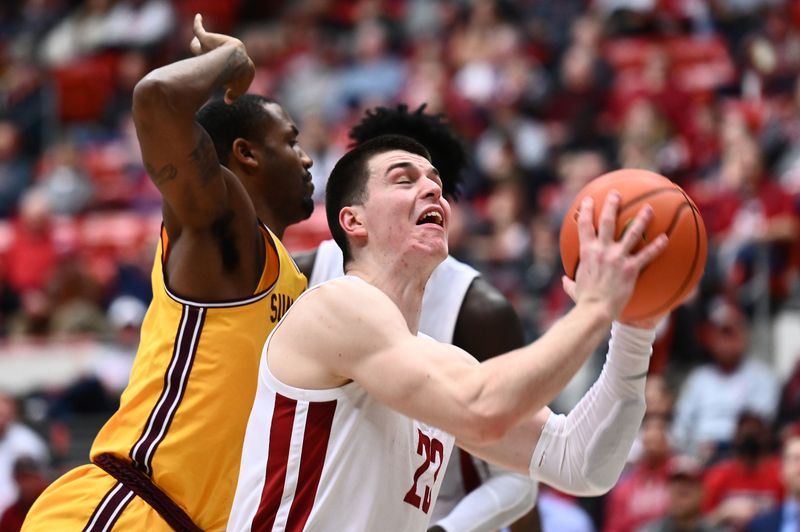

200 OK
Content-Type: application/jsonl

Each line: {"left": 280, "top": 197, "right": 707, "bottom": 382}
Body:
{"left": 575, "top": 299, "right": 614, "bottom": 329}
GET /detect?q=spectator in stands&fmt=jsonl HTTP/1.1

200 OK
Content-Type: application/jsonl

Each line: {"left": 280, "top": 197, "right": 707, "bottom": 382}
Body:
{"left": 0, "top": 394, "right": 48, "bottom": 517}
{"left": 101, "top": 0, "right": 174, "bottom": 51}
{"left": 38, "top": 0, "right": 116, "bottom": 66}
{"left": 5, "top": 188, "right": 57, "bottom": 297}
{"left": 36, "top": 139, "right": 94, "bottom": 216}
{"left": 604, "top": 415, "right": 674, "bottom": 532}
{"left": 672, "top": 298, "right": 779, "bottom": 462}
{"left": 639, "top": 455, "right": 722, "bottom": 532}
{"left": 701, "top": 132, "right": 798, "bottom": 308}
{"left": 0, "top": 456, "right": 48, "bottom": 532}
{"left": 617, "top": 98, "right": 688, "bottom": 178}
{"left": 335, "top": 20, "right": 405, "bottom": 113}
{"left": 745, "top": 424, "right": 800, "bottom": 532}
{"left": 703, "top": 412, "right": 784, "bottom": 530}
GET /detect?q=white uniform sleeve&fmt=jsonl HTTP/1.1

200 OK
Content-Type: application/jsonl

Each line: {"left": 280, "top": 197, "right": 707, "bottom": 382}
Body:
{"left": 434, "top": 466, "right": 537, "bottom": 532}
{"left": 529, "top": 322, "right": 655, "bottom": 496}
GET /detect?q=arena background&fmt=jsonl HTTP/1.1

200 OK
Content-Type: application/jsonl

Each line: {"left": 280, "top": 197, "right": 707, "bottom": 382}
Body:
{"left": 0, "top": 0, "right": 799, "bottom": 530}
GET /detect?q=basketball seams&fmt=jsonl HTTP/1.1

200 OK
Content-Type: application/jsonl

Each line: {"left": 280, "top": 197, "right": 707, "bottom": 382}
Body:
{"left": 624, "top": 202, "right": 702, "bottom": 320}
{"left": 565, "top": 187, "right": 704, "bottom": 321}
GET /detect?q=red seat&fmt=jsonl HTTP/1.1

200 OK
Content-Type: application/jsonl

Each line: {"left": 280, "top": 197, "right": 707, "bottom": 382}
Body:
{"left": 52, "top": 53, "right": 119, "bottom": 123}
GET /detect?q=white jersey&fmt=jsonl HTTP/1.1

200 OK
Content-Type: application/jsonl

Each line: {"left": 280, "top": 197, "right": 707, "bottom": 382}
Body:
{"left": 309, "top": 239, "right": 478, "bottom": 344}
{"left": 229, "top": 282, "right": 456, "bottom": 532}
{"left": 310, "top": 240, "right": 484, "bottom": 521}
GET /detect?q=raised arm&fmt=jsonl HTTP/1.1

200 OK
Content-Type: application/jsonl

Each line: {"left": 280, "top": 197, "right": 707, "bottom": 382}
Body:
{"left": 272, "top": 194, "right": 667, "bottom": 485}
{"left": 133, "top": 14, "right": 254, "bottom": 229}
{"left": 132, "top": 15, "right": 269, "bottom": 300}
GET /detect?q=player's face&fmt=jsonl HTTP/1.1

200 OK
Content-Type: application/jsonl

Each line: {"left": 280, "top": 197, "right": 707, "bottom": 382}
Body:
{"left": 362, "top": 150, "right": 450, "bottom": 263}
{"left": 258, "top": 103, "right": 314, "bottom": 225}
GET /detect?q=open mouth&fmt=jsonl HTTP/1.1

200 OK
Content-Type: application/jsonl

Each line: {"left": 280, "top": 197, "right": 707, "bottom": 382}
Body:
{"left": 416, "top": 210, "right": 444, "bottom": 227}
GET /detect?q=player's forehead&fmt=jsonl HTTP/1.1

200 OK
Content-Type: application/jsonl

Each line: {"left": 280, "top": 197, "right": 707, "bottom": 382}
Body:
{"left": 263, "top": 102, "right": 297, "bottom": 136}
{"left": 368, "top": 150, "right": 435, "bottom": 178}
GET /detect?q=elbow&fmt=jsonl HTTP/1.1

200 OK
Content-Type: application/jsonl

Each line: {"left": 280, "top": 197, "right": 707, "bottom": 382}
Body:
{"left": 132, "top": 76, "right": 187, "bottom": 121}
{"left": 460, "top": 405, "right": 515, "bottom": 445}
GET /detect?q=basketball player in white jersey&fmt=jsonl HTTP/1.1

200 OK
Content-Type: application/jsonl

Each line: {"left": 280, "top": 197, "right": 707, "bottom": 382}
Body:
{"left": 229, "top": 134, "right": 671, "bottom": 531}
{"left": 294, "top": 104, "right": 539, "bottom": 531}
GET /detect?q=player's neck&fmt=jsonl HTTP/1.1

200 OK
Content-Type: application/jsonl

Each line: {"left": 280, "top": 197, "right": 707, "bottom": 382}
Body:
{"left": 347, "top": 254, "right": 434, "bottom": 334}
{"left": 256, "top": 209, "right": 286, "bottom": 239}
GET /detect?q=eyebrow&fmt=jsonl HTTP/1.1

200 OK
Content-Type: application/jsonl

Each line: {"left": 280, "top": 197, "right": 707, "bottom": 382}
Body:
{"left": 384, "top": 162, "right": 441, "bottom": 178}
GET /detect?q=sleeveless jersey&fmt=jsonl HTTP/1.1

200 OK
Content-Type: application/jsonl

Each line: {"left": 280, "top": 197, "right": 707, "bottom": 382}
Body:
{"left": 228, "top": 281, "right": 456, "bottom": 531}
{"left": 309, "top": 239, "right": 478, "bottom": 343}
{"left": 89, "top": 224, "right": 306, "bottom": 531}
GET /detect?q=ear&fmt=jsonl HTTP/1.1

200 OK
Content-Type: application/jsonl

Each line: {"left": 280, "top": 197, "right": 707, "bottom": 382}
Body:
{"left": 231, "top": 138, "right": 258, "bottom": 170}
{"left": 340, "top": 205, "right": 367, "bottom": 241}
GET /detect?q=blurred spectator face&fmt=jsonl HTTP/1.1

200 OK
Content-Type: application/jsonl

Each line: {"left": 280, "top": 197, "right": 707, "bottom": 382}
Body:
{"left": 18, "top": 189, "right": 51, "bottom": 235}
{"left": 558, "top": 149, "right": 607, "bottom": 196}
{"left": 667, "top": 458, "right": 704, "bottom": 520}
{"left": 622, "top": 99, "right": 666, "bottom": 142}
{"left": 640, "top": 415, "right": 671, "bottom": 465}
{"left": 706, "top": 300, "right": 748, "bottom": 370}
{"left": 645, "top": 374, "right": 675, "bottom": 418}
{"left": 354, "top": 21, "right": 388, "bottom": 61}
{"left": 722, "top": 134, "right": 763, "bottom": 192}
{"left": 13, "top": 457, "right": 48, "bottom": 504}
{"left": 733, "top": 413, "right": 770, "bottom": 461}
{"left": 783, "top": 435, "right": 800, "bottom": 498}
{"left": 669, "top": 478, "right": 703, "bottom": 519}
{"left": 561, "top": 46, "right": 594, "bottom": 92}
{"left": 117, "top": 51, "right": 148, "bottom": 92}
{"left": 571, "top": 15, "right": 602, "bottom": 49}
{"left": 0, "top": 122, "right": 21, "bottom": 161}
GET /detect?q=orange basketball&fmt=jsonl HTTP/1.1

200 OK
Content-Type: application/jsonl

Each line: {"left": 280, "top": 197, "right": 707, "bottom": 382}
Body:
{"left": 559, "top": 168, "right": 708, "bottom": 321}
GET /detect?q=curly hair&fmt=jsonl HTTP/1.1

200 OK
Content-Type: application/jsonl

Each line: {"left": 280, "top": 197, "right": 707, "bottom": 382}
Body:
{"left": 348, "top": 104, "right": 467, "bottom": 200}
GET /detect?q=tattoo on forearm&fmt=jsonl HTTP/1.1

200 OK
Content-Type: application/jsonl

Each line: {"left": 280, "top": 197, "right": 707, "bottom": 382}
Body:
{"left": 211, "top": 46, "right": 247, "bottom": 91}
{"left": 146, "top": 162, "right": 178, "bottom": 186}
{"left": 189, "top": 134, "right": 218, "bottom": 185}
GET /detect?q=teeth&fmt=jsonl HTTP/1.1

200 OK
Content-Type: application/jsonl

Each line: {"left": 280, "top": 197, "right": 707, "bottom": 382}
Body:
{"left": 419, "top": 211, "right": 443, "bottom": 225}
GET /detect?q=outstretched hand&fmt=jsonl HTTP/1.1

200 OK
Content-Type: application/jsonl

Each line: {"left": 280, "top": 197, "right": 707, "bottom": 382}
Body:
{"left": 561, "top": 191, "right": 668, "bottom": 323}
{"left": 190, "top": 14, "right": 255, "bottom": 104}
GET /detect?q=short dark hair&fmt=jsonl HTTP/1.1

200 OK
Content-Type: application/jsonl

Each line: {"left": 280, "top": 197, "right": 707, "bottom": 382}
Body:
{"left": 326, "top": 135, "right": 431, "bottom": 265}
{"left": 196, "top": 94, "right": 277, "bottom": 165}
{"left": 349, "top": 104, "right": 466, "bottom": 200}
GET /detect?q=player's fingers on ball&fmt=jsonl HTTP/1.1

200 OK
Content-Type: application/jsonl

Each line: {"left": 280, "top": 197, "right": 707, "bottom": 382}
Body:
{"left": 620, "top": 204, "right": 653, "bottom": 254}
{"left": 633, "top": 233, "right": 668, "bottom": 269}
{"left": 577, "top": 196, "right": 596, "bottom": 245}
{"left": 598, "top": 191, "right": 620, "bottom": 244}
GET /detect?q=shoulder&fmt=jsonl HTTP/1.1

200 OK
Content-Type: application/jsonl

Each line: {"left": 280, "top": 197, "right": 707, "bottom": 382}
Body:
{"left": 453, "top": 276, "right": 525, "bottom": 361}
{"left": 288, "top": 278, "right": 407, "bottom": 337}
{"left": 744, "top": 358, "right": 777, "bottom": 378}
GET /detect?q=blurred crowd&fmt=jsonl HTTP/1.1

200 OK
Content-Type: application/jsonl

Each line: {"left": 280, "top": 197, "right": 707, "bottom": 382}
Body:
{"left": 0, "top": 0, "right": 800, "bottom": 530}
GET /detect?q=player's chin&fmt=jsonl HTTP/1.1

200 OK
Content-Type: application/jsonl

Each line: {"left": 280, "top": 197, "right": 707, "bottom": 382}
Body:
{"left": 410, "top": 237, "right": 448, "bottom": 261}
{"left": 300, "top": 197, "right": 315, "bottom": 219}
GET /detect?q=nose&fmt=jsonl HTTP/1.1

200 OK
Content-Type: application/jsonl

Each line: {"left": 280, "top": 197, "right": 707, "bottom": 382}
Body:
{"left": 420, "top": 175, "right": 442, "bottom": 200}
{"left": 299, "top": 146, "right": 313, "bottom": 169}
